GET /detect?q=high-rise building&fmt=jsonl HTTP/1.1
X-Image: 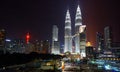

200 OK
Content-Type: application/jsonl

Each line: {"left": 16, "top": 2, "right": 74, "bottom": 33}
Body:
{"left": 42, "top": 40, "right": 50, "bottom": 54}
{"left": 0, "top": 29, "right": 6, "bottom": 54}
{"left": 51, "top": 25, "right": 60, "bottom": 54}
{"left": 96, "top": 32, "right": 104, "bottom": 52}
{"left": 74, "top": 5, "right": 82, "bottom": 53}
{"left": 86, "top": 46, "right": 94, "bottom": 59}
{"left": 64, "top": 9, "right": 72, "bottom": 53}
{"left": 25, "top": 42, "right": 34, "bottom": 54}
{"left": 60, "top": 44, "right": 64, "bottom": 54}
{"left": 5, "top": 38, "right": 26, "bottom": 54}
{"left": 32, "top": 40, "right": 50, "bottom": 54}
{"left": 12, "top": 39, "right": 26, "bottom": 53}
{"left": 52, "top": 25, "right": 58, "bottom": 41}
{"left": 104, "top": 26, "right": 112, "bottom": 49}
{"left": 5, "top": 39, "right": 12, "bottom": 53}
{"left": 53, "top": 41, "right": 60, "bottom": 54}
{"left": 79, "top": 25, "right": 86, "bottom": 57}
{"left": 33, "top": 40, "right": 41, "bottom": 53}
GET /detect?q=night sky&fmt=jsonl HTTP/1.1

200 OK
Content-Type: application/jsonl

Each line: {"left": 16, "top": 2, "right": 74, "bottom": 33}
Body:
{"left": 0, "top": 0, "right": 120, "bottom": 46}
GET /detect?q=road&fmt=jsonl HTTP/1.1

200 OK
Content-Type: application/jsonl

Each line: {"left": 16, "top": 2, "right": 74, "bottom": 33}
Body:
{"left": 0, "top": 60, "right": 116, "bottom": 72}
{"left": 63, "top": 62, "right": 104, "bottom": 72}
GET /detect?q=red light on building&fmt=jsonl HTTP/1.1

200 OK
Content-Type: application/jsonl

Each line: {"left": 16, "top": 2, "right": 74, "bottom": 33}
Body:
{"left": 26, "top": 33, "right": 30, "bottom": 44}
{"left": 26, "top": 34, "right": 30, "bottom": 39}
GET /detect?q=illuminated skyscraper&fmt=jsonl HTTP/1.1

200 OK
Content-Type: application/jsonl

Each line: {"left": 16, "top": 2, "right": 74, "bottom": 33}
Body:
{"left": 64, "top": 9, "right": 72, "bottom": 53}
{"left": 52, "top": 25, "right": 58, "bottom": 42}
{"left": 51, "top": 25, "right": 60, "bottom": 54}
{"left": 79, "top": 25, "right": 86, "bottom": 58}
{"left": 96, "top": 32, "right": 104, "bottom": 52}
{"left": 104, "top": 26, "right": 112, "bottom": 49}
{"left": 74, "top": 5, "right": 82, "bottom": 53}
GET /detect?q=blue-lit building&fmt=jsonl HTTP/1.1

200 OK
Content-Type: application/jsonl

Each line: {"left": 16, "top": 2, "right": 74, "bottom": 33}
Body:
{"left": 5, "top": 38, "right": 27, "bottom": 54}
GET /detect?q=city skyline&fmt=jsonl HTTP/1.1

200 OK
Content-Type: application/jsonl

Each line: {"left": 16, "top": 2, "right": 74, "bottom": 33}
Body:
{"left": 0, "top": 0, "right": 120, "bottom": 47}
{"left": 0, "top": 1, "right": 120, "bottom": 71}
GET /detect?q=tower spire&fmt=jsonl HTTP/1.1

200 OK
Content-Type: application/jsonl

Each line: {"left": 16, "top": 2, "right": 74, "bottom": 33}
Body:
{"left": 65, "top": 9, "right": 71, "bottom": 25}
{"left": 75, "top": 5, "right": 82, "bottom": 26}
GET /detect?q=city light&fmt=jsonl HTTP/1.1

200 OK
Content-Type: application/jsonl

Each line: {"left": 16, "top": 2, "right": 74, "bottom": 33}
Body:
{"left": 104, "top": 64, "right": 112, "bottom": 70}
{"left": 5, "top": 39, "right": 11, "bottom": 42}
{"left": 0, "top": 0, "right": 120, "bottom": 72}
{"left": 61, "top": 61, "right": 65, "bottom": 70}
{"left": 86, "top": 42, "right": 92, "bottom": 47}
{"left": 26, "top": 33, "right": 30, "bottom": 44}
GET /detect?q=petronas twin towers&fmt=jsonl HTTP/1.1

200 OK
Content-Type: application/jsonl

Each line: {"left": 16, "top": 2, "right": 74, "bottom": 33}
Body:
{"left": 64, "top": 5, "right": 86, "bottom": 55}
{"left": 51, "top": 4, "right": 86, "bottom": 57}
